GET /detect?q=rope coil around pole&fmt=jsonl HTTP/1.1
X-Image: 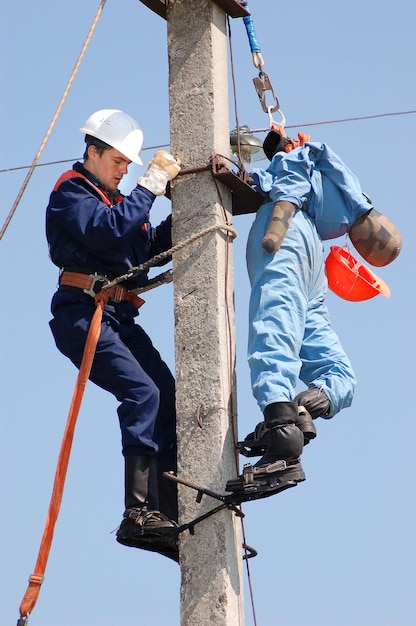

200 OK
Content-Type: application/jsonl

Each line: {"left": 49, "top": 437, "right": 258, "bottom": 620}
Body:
{"left": 0, "top": 0, "right": 107, "bottom": 243}
{"left": 108, "top": 222, "right": 238, "bottom": 290}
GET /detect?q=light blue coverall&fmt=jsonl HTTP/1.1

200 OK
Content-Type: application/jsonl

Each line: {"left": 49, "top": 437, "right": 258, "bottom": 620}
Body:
{"left": 247, "top": 142, "right": 370, "bottom": 416}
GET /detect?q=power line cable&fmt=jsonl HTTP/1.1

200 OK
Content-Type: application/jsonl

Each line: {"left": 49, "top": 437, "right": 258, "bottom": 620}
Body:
{"left": 1, "top": 110, "right": 414, "bottom": 176}
{"left": 249, "top": 109, "right": 416, "bottom": 134}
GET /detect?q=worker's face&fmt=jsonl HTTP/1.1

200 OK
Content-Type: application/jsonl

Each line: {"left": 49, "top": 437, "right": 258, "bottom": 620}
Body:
{"left": 85, "top": 145, "right": 131, "bottom": 191}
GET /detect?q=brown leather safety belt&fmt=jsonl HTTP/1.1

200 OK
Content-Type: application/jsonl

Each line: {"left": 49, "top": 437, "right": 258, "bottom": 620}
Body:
{"left": 60, "top": 270, "right": 145, "bottom": 308}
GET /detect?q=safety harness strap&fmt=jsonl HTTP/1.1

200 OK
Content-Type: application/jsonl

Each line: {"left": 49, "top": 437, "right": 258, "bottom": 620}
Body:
{"left": 59, "top": 270, "right": 145, "bottom": 309}
{"left": 18, "top": 294, "right": 107, "bottom": 621}
{"left": 53, "top": 170, "right": 122, "bottom": 207}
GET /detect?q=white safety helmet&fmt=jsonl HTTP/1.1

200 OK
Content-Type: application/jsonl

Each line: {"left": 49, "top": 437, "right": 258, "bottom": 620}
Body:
{"left": 80, "top": 109, "right": 143, "bottom": 165}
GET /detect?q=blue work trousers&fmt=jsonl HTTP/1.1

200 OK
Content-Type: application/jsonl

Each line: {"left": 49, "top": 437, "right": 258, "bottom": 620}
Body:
{"left": 247, "top": 207, "right": 356, "bottom": 415}
{"left": 49, "top": 300, "right": 176, "bottom": 459}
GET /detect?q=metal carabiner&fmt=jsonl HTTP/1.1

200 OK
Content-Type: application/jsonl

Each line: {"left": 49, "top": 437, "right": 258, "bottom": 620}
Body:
{"left": 252, "top": 70, "right": 280, "bottom": 114}
{"left": 268, "top": 107, "right": 286, "bottom": 130}
{"left": 83, "top": 273, "right": 108, "bottom": 298}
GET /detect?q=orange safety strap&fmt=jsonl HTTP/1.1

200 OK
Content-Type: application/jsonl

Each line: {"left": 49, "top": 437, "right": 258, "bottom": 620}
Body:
{"left": 18, "top": 291, "right": 108, "bottom": 622}
{"left": 53, "top": 170, "right": 123, "bottom": 207}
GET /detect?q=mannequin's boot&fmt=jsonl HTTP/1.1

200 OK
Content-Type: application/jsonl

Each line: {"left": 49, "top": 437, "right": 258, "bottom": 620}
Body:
{"left": 226, "top": 402, "right": 305, "bottom": 501}
{"left": 237, "top": 403, "right": 316, "bottom": 457}
{"left": 116, "top": 455, "right": 179, "bottom": 561}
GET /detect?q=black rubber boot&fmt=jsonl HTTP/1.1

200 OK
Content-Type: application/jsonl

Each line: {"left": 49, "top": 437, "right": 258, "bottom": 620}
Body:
{"left": 253, "top": 401, "right": 305, "bottom": 470}
{"left": 157, "top": 459, "right": 178, "bottom": 524}
{"left": 124, "top": 454, "right": 158, "bottom": 510}
{"left": 116, "top": 455, "right": 179, "bottom": 562}
{"left": 226, "top": 402, "right": 305, "bottom": 502}
{"left": 237, "top": 402, "right": 316, "bottom": 457}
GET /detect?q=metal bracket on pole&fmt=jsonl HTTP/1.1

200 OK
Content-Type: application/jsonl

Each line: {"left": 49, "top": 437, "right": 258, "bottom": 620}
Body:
{"left": 138, "top": 0, "right": 251, "bottom": 19}
{"left": 167, "top": 155, "right": 264, "bottom": 215}
{"left": 242, "top": 543, "right": 258, "bottom": 560}
{"left": 210, "top": 155, "right": 264, "bottom": 215}
{"left": 212, "top": 0, "right": 251, "bottom": 16}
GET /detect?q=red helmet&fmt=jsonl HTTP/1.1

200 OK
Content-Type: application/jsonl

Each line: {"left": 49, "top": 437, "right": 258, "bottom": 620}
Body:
{"left": 325, "top": 246, "right": 390, "bottom": 302}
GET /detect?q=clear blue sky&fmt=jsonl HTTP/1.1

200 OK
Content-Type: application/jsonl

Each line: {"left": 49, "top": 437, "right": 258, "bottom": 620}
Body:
{"left": 1, "top": 1, "right": 415, "bottom": 625}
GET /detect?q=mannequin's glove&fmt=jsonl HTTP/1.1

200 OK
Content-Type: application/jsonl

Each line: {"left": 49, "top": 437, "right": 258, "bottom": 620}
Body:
{"left": 294, "top": 387, "right": 331, "bottom": 419}
{"left": 138, "top": 150, "right": 181, "bottom": 196}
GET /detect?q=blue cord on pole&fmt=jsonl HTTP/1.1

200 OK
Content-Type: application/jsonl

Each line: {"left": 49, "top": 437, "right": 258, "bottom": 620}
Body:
{"left": 243, "top": 12, "right": 261, "bottom": 54}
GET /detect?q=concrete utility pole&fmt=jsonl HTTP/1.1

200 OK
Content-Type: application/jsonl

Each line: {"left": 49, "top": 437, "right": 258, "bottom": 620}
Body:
{"left": 167, "top": 1, "right": 244, "bottom": 625}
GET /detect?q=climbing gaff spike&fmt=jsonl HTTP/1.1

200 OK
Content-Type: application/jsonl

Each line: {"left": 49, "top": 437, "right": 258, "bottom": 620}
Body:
{"left": 160, "top": 473, "right": 245, "bottom": 539}
{"left": 162, "top": 472, "right": 245, "bottom": 518}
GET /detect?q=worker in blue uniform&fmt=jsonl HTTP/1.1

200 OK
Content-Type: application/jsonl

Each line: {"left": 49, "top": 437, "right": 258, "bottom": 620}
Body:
{"left": 46, "top": 109, "right": 181, "bottom": 560}
{"left": 226, "top": 130, "right": 401, "bottom": 500}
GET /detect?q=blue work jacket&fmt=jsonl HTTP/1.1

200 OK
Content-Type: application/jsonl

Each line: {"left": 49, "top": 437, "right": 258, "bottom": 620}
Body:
{"left": 251, "top": 142, "right": 372, "bottom": 240}
{"left": 46, "top": 161, "right": 172, "bottom": 296}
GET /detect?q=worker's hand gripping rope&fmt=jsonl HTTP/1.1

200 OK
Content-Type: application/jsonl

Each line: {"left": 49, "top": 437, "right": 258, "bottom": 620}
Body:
{"left": 138, "top": 150, "right": 181, "bottom": 196}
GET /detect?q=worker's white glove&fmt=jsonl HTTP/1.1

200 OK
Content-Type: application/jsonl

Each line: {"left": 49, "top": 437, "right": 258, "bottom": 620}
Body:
{"left": 138, "top": 150, "right": 181, "bottom": 196}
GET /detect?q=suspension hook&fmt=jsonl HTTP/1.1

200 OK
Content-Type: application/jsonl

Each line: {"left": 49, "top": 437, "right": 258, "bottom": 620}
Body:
{"left": 253, "top": 70, "right": 280, "bottom": 114}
